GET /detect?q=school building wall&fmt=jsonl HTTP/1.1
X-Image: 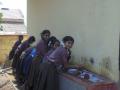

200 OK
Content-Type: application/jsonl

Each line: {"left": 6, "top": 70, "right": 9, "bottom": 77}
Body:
{"left": 0, "top": 35, "right": 28, "bottom": 65}
{"left": 27, "top": 0, "right": 120, "bottom": 82}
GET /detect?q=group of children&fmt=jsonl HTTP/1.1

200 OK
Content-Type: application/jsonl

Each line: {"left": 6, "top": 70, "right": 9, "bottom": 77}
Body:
{"left": 9, "top": 30, "right": 74, "bottom": 90}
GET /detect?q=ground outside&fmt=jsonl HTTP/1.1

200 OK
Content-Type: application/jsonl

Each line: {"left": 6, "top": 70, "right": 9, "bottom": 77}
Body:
{"left": 0, "top": 68, "right": 22, "bottom": 90}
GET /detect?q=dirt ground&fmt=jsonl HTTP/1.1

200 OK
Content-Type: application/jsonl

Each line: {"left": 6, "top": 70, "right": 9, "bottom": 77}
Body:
{"left": 0, "top": 69, "right": 20, "bottom": 90}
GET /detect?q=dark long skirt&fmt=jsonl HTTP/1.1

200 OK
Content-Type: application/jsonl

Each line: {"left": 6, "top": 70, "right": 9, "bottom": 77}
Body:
{"left": 8, "top": 49, "right": 15, "bottom": 60}
{"left": 18, "top": 47, "right": 34, "bottom": 80}
{"left": 34, "top": 62, "right": 58, "bottom": 90}
{"left": 24, "top": 58, "right": 59, "bottom": 90}
{"left": 15, "top": 53, "right": 31, "bottom": 84}
{"left": 33, "top": 62, "right": 58, "bottom": 90}
{"left": 12, "top": 52, "right": 21, "bottom": 69}
{"left": 24, "top": 55, "right": 42, "bottom": 90}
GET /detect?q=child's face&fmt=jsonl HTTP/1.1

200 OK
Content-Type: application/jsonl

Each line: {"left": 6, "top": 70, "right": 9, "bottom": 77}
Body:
{"left": 53, "top": 41, "right": 60, "bottom": 49}
{"left": 19, "top": 36, "right": 23, "bottom": 41}
{"left": 64, "top": 41, "right": 74, "bottom": 49}
{"left": 43, "top": 33, "right": 50, "bottom": 41}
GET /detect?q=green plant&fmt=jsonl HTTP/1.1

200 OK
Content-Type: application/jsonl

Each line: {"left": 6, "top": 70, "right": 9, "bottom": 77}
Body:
{"left": 0, "top": 13, "right": 3, "bottom": 31}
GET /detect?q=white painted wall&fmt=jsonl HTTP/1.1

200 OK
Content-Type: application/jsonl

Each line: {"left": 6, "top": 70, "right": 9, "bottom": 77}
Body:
{"left": 27, "top": 0, "right": 120, "bottom": 82}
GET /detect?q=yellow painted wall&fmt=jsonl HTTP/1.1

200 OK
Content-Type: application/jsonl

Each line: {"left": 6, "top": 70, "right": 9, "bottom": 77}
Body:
{"left": 0, "top": 35, "right": 28, "bottom": 64}
{"left": 27, "top": 0, "right": 119, "bottom": 82}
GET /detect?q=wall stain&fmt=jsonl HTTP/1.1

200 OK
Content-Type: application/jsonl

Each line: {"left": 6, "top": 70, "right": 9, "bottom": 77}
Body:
{"left": 78, "top": 56, "right": 114, "bottom": 80}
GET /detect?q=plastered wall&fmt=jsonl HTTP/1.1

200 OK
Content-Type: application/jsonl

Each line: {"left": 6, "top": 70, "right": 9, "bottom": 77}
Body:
{"left": 27, "top": 0, "right": 120, "bottom": 82}
{"left": 0, "top": 35, "right": 28, "bottom": 64}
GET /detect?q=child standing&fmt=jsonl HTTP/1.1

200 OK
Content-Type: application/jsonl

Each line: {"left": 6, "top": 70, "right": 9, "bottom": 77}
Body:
{"left": 26, "top": 36, "right": 74, "bottom": 90}
{"left": 36, "top": 30, "right": 51, "bottom": 58}
{"left": 43, "top": 36, "right": 60, "bottom": 62}
{"left": 9, "top": 35, "right": 23, "bottom": 60}
{"left": 12, "top": 36, "right": 35, "bottom": 71}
